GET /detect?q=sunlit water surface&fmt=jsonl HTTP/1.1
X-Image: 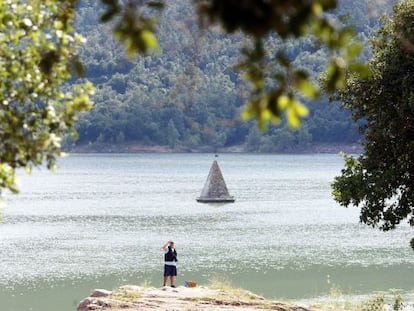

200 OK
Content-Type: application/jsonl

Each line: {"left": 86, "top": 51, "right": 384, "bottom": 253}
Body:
{"left": 0, "top": 153, "right": 413, "bottom": 311}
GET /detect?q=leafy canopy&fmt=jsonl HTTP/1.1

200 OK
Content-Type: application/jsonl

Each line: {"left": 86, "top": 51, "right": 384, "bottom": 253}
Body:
{"left": 331, "top": 0, "right": 414, "bottom": 250}
{"left": 0, "top": 0, "right": 93, "bottom": 193}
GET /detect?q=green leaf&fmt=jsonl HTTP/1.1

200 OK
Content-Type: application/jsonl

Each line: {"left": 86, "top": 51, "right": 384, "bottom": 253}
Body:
{"left": 346, "top": 42, "right": 362, "bottom": 59}
{"left": 277, "top": 95, "right": 290, "bottom": 110}
{"left": 296, "top": 78, "right": 319, "bottom": 99}
{"left": 287, "top": 106, "right": 300, "bottom": 129}
{"left": 349, "top": 63, "right": 371, "bottom": 79}
{"left": 292, "top": 100, "right": 309, "bottom": 117}
{"left": 140, "top": 30, "right": 158, "bottom": 51}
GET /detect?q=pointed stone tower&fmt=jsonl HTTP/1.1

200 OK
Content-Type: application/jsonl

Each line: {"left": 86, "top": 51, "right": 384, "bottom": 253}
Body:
{"left": 196, "top": 160, "right": 235, "bottom": 203}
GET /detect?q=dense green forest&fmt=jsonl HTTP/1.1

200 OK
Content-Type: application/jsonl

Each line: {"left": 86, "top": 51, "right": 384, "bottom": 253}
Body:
{"left": 70, "top": 0, "right": 394, "bottom": 152}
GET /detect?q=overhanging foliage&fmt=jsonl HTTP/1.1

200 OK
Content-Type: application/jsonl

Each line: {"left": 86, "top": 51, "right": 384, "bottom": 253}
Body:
{"left": 332, "top": 0, "right": 414, "bottom": 250}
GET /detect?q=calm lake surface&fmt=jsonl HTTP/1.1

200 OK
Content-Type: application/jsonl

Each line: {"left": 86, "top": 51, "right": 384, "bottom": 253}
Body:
{"left": 0, "top": 153, "right": 413, "bottom": 311}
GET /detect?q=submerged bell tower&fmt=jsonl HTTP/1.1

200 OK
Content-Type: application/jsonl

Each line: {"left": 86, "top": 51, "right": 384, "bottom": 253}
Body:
{"left": 196, "top": 159, "right": 235, "bottom": 203}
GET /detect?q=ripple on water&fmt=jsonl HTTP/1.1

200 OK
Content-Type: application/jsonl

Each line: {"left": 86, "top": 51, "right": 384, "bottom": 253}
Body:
{"left": 1, "top": 154, "right": 413, "bottom": 299}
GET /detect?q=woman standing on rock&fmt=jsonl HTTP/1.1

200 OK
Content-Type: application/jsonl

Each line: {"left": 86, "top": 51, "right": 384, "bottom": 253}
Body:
{"left": 162, "top": 240, "right": 177, "bottom": 287}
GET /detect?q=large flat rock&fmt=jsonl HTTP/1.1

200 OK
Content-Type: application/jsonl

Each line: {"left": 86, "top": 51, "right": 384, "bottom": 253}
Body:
{"left": 77, "top": 285, "right": 310, "bottom": 311}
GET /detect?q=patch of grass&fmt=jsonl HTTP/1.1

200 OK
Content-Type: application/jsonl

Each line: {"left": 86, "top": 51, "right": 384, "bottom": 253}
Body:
{"left": 310, "top": 289, "right": 407, "bottom": 311}
{"left": 358, "top": 292, "right": 386, "bottom": 311}
{"left": 207, "top": 276, "right": 234, "bottom": 291}
{"left": 358, "top": 290, "right": 405, "bottom": 311}
{"left": 204, "top": 276, "right": 300, "bottom": 310}
{"left": 109, "top": 286, "right": 142, "bottom": 303}
{"left": 207, "top": 276, "right": 261, "bottom": 301}
{"left": 324, "top": 285, "right": 356, "bottom": 311}
{"left": 139, "top": 279, "right": 152, "bottom": 288}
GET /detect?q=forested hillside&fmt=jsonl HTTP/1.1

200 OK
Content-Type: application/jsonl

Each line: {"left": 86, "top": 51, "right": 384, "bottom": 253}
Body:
{"left": 71, "top": 0, "right": 394, "bottom": 152}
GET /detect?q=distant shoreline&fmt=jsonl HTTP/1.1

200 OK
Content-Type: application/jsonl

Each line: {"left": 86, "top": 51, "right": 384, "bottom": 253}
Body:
{"left": 70, "top": 142, "right": 363, "bottom": 155}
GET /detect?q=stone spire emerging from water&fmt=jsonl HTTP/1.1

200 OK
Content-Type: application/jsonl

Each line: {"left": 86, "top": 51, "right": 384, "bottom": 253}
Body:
{"left": 196, "top": 160, "right": 235, "bottom": 203}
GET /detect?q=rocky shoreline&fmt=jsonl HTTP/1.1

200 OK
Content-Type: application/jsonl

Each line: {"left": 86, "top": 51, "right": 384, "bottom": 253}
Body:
{"left": 70, "top": 142, "right": 363, "bottom": 154}
{"left": 77, "top": 285, "right": 310, "bottom": 311}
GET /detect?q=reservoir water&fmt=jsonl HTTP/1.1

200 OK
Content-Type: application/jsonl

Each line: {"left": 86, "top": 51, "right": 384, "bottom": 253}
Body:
{"left": 0, "top": 153, "right": 413, "bottom": 311}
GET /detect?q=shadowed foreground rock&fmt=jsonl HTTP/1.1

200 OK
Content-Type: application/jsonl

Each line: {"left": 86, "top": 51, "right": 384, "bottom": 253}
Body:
{"left": 77, "top": 285, "right": 310, "bottom": 311}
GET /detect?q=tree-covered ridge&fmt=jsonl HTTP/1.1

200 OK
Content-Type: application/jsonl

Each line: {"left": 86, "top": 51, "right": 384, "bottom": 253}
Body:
{"left": 71, "top": 0, "right": 393, "bottom": 152}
